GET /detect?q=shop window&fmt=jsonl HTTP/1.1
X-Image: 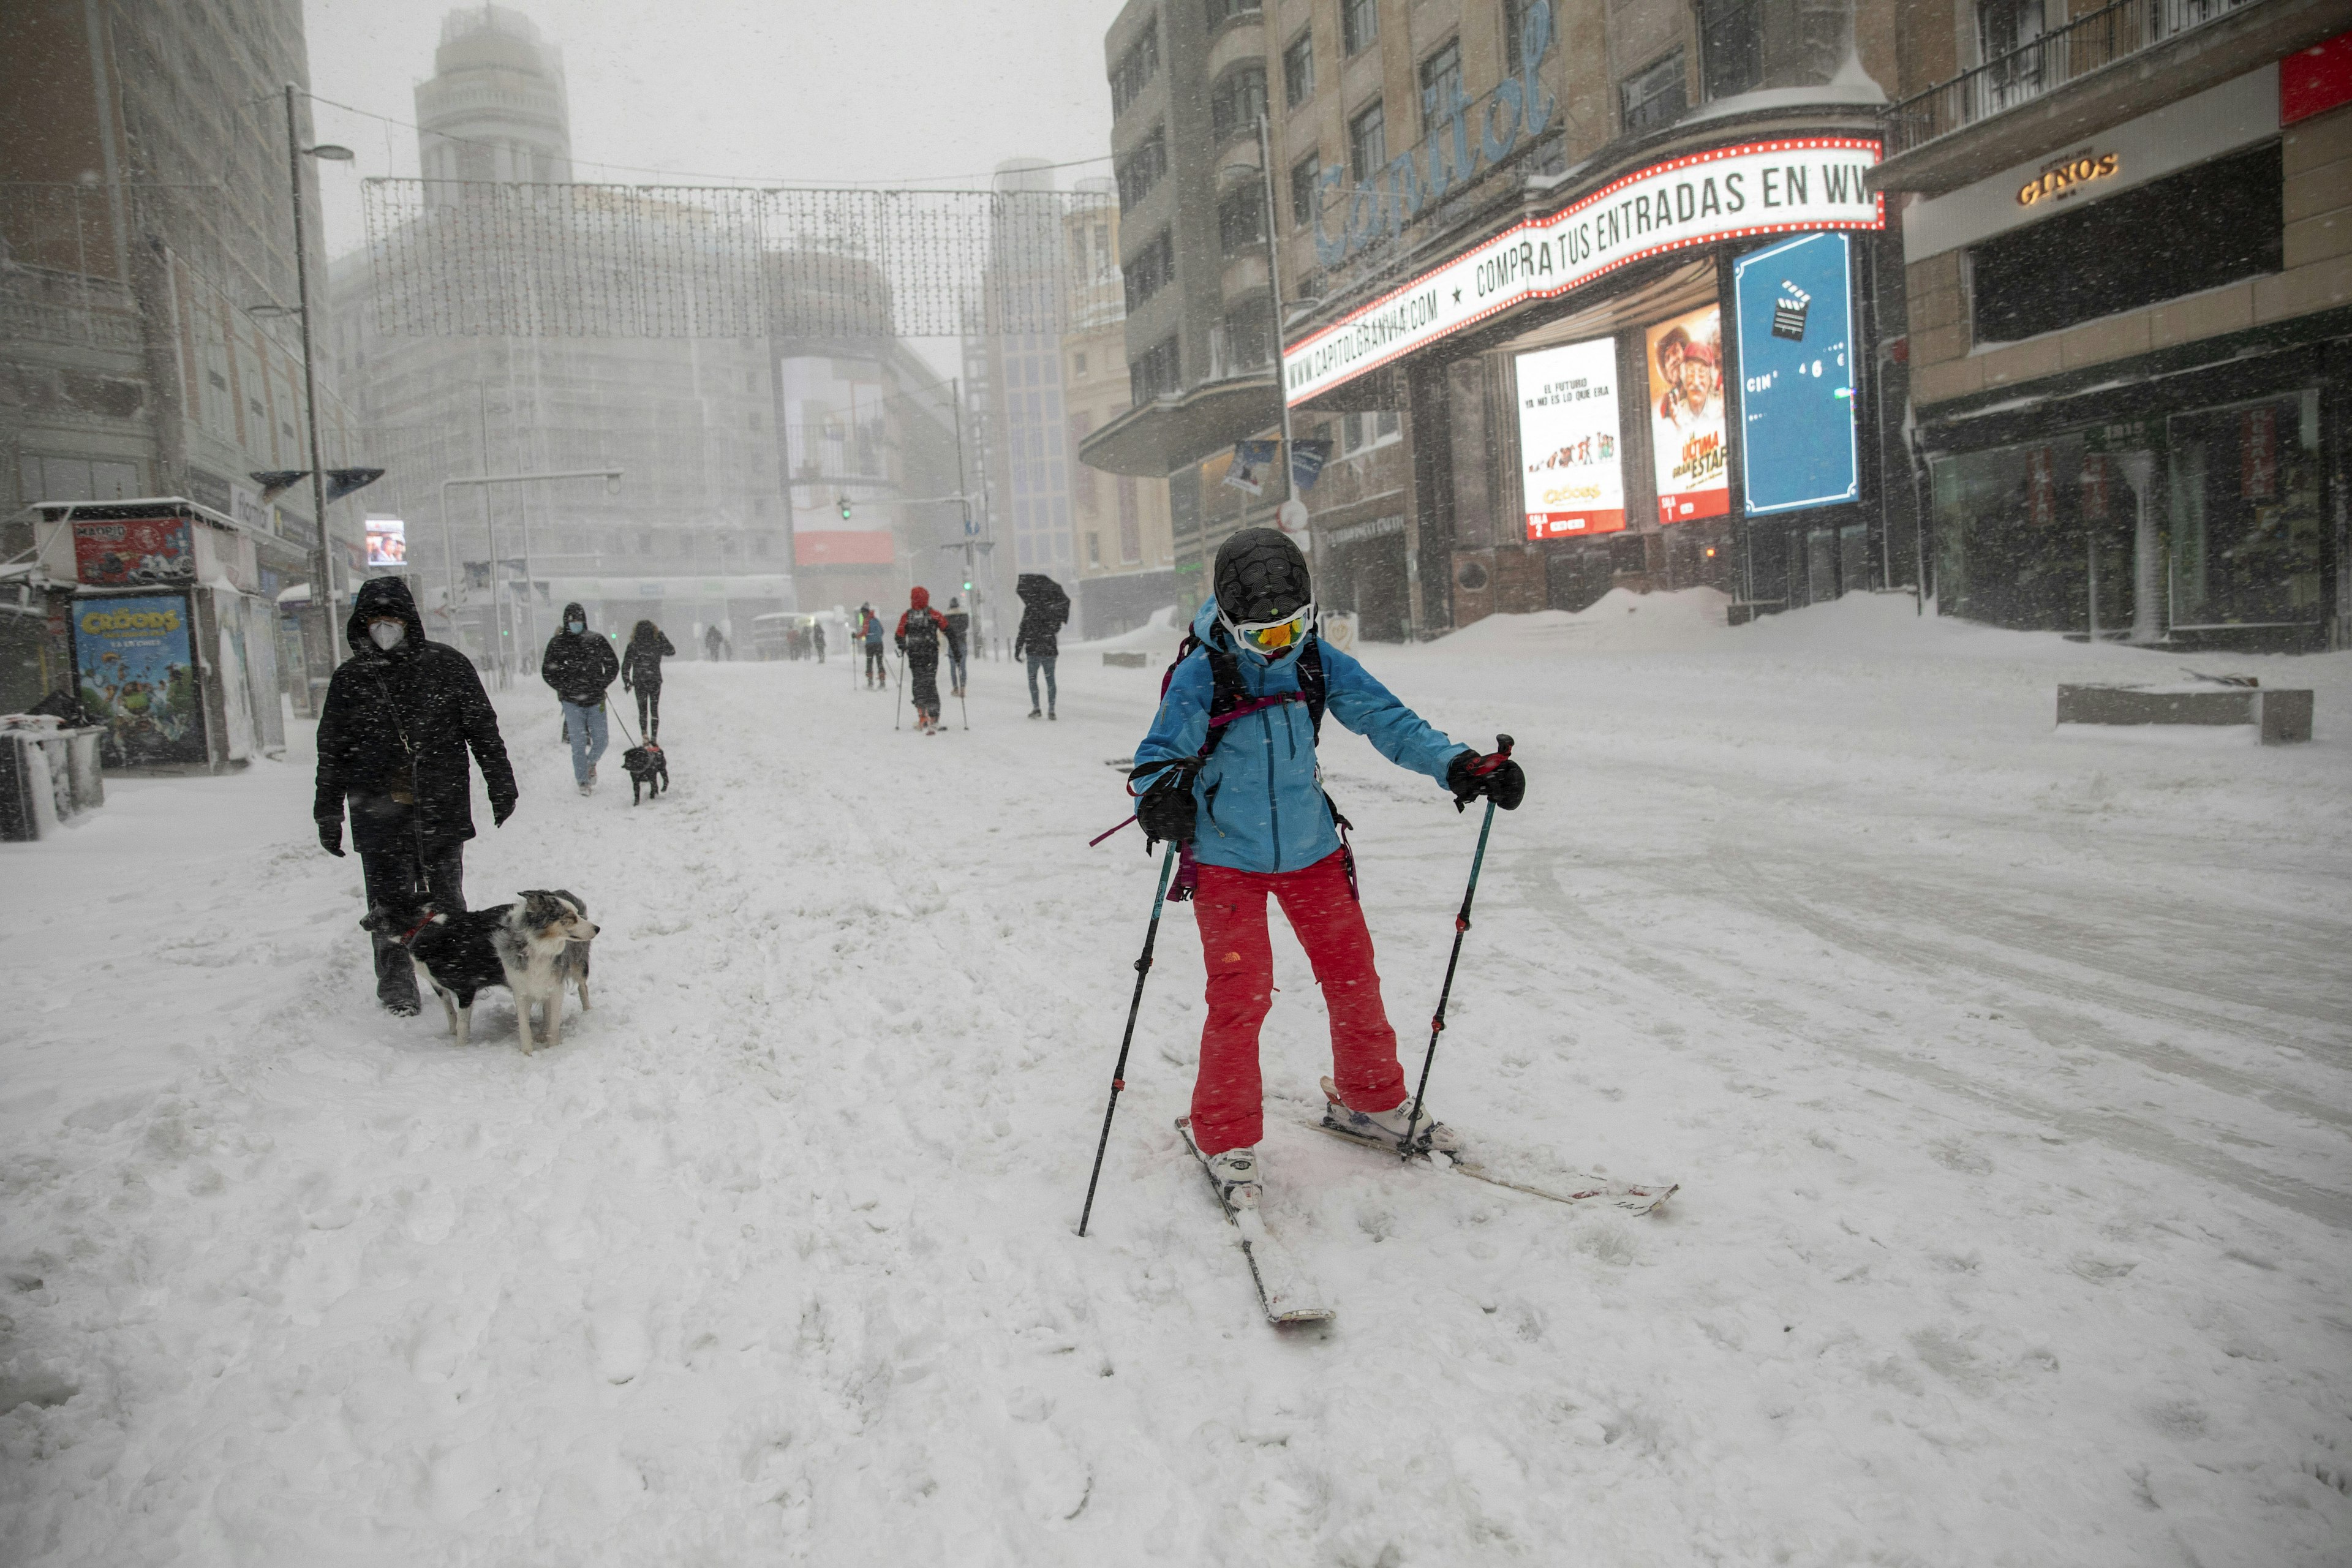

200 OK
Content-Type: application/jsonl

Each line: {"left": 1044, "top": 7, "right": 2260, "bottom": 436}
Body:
{"left": 1343, "top": 0, "right": 1378, "bottom": 56}
{"left": 1118, "top": 477, "right": 1143, "bottom": 562}
{"left": 1620, "top": 51, "right": 1687, "bottom": 134}
{"left": 1699, "top": 0, "right": 1763, "bottom": 99}
{"left": 2167, "top": 393, "right": 2324, "bottom": 635}
{"left": 1419, "top": 40, "right": 1462, "bottom": 134}
{"left": 1211, "top": 64, "right": 1268, "bottom": 145}
{"left": 1111, "top": 22, "right": 1159, "bottom": 118}
{"left": 19, "top": 454, "right": 140, "bottom": 505}
{"left": 1069, "top": 412, "right": 1098, "bottom": 516}
{"left": 1218, "top": 181, "right": 1267, "bottom": 257}
{"left": 1977, "top": 0, "right": 2045, "bottom": 109}
{"left": 1931, "top": 435, "right": 2143, "bottom": 636}
{"left": 1220, "top": 298, "right": 1273, "bottom": 371}
{"left": 1115, "top": 129, "right": 1167, "bottom": 211}
{"left": 1349, "top": 100, "right": 1387, "bottom": 185}
{"left": 1123, "top": 229, "right": 1175, "bottom": 312}
{"left": 1969, "top": 141, "right": 2281, "bottom": 345}
{"left": 1341, "top": 410, "right": 1401, "bottom": 454}
{"left": 1129, "top": 336, "right": 1182, "bottom": 403}
{"left": 1291, "top": 153, "right": 1321, "bottom": 227}
{"left": 1284, "top": 29, "right": 1316, "bottom": 108}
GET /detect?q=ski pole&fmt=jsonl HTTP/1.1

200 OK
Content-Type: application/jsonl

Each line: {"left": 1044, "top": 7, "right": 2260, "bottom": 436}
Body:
{"left": 1078, "top": 839, "right": 1179, "bottom": 1237}
{"left": 1401, "top": 733, "right": 1512, "bottom": 1162}
{"left": 893, "top": 644, "right": 905, "bottom": 730}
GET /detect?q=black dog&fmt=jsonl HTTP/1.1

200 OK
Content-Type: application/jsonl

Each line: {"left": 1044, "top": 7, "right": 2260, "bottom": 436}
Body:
{"left": 622, "top": 741, "right": 667, "bottom": 804}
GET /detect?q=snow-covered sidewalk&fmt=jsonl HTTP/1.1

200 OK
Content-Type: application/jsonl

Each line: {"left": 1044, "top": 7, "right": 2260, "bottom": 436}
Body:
{"left": 4, "top": 596, "right": 2348, "bottom": 1566}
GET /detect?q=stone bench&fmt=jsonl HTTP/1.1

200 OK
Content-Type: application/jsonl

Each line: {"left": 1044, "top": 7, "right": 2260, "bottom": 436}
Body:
{"left": 1101, "top": 650, "right": 1150, "bottom": 668}
{"left": 2056, "top": 684, "right": 2312, "bottom": 744}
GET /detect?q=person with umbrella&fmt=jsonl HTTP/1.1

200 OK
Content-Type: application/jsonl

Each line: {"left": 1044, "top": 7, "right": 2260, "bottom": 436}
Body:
{"left": 1012, "top": 573, "right": 1069, "bottom": 720}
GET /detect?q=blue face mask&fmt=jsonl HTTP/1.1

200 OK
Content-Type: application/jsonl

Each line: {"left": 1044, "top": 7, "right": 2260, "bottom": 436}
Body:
{"left": 567, "top": 620, "right": 584, "bottom": 634}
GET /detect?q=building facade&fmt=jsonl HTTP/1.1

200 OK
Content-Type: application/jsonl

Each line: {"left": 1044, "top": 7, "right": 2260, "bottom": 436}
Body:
{"left": 1060, "top": 181, "right": 1180, "bottom": 637}
{"left": 328, "top": 6, "right": 800, "bottom": 663}
{"left": 1877, "top": 0, "right": 2351, "bottom": 651}
{"left": 1085, "top": 0, "right": 1917, "bottom": 637}
{"left": 1, "top": 0, "right": 363, "bottom": 707}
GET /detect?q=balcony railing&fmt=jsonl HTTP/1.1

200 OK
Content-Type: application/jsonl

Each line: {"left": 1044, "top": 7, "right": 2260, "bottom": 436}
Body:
{"left": 1885, "top": 0, "right": 2259, "bottom": 157}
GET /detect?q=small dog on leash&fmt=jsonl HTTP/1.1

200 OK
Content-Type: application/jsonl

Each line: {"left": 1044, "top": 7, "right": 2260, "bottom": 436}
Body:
{"left": 621, "top": 741, "right": 667, "bottom": 804}
{"left": 362, "top": 889, "right": 598, "bottom": 1053}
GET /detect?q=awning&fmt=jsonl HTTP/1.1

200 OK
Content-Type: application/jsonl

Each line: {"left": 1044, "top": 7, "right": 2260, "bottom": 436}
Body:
{"left": 1076, "top": 374, "right": 1283, "bottom": 480}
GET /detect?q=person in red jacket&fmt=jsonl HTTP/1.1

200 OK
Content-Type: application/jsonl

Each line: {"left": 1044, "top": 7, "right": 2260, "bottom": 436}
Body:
{"left": 894, "top": 586, "right": 959, "bottom": 734}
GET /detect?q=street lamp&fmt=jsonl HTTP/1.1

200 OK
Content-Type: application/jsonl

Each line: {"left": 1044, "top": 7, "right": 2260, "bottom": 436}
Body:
{"left": 281, "top": 82, "right": 352, "bottom": 705}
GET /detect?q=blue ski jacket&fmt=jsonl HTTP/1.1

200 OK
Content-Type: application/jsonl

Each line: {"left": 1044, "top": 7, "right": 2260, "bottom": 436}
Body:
{"left": 1133, "top": 600, "right": 1469, "bottom": 874}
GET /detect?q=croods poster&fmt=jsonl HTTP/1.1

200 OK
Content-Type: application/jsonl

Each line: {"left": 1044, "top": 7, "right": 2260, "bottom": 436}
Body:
{"left": 72, "top": 593, "right": 208, "bottom": 768}
{"left": 1646, "top": 303, "right": 1730, "bottom": 525}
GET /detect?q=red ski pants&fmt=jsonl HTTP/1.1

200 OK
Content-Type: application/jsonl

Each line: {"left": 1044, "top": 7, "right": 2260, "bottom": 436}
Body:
{"left": 1189, "top": 849, "right": 1407, "bottom": 1156}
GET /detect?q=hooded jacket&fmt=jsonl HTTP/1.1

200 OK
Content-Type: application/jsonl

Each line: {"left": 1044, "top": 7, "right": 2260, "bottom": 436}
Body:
{"left": 541, "top": 602, "right": 620, "bottom": 707}
{"left": 315, "top": 577, "right": 517, "bottom": 853}
{"left": 1132, "top": 600, "right": 1468, "bottom": 875}
{"left": 894, "top": 587, "right": 959, "bottom": 662}
{"left": 621, "top": 624, "right": 675, "bottom": 691}
{"left": 1012, "top": 573, "right": 1069, "bottom": 661}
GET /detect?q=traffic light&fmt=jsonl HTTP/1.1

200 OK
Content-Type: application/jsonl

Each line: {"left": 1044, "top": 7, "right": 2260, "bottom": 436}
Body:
{"left": 962, "top": 579, "right": 973, "bottom": 592}
{"left": 837, "top": 496, "right": 852, "bottom": 520}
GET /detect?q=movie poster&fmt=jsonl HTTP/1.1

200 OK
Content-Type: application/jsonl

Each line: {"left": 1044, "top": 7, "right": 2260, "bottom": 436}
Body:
{"left": 72, "top": 593, "right": 208, "bottom": 768}
{"left": 366, "top": 517, "right": 408, "bottom": 567}
{"left": 1646, "top": 303, "right": 1730, "bottom": 525}
{"left": 1515, "top": 337, "right": 1626, "bottom": 539}
{"left": 72, "top": 514, "right": 194, "bottom": 587}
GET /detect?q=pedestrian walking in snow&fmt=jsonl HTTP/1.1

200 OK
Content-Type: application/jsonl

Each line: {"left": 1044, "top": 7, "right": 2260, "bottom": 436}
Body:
{"left": 811, "top": 617, "right": 826, "bottom": 664}
{"left": 314, "top": 576, "right": 518, "bottom": 1016}
{"left": 943, "top": 595, "right": 971, "bottom": 697}
{"left": 1013, "top": 572, "right": 1068, "bottom": 720}
{"left": 894, "top": 586, "right": 958, "bottom": 734}
{"left": 620, "top": 619, "right": 675, "bottom": 743}
{"left": 703, "top": 624, "right": 729, "bottom": 662}
{"left": 1129, "top": 527, "right": 1523, "bottom": 1212}
{"left": 542, "top": 602, "right": 619, "bottom": 796}
{"left": 859, "top": 603, "right": 887, "bottom": 688}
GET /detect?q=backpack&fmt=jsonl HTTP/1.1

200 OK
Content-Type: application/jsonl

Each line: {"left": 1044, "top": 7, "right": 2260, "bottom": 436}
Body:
{"left": 902, "top": 609, "right": 939, "bottom": 656}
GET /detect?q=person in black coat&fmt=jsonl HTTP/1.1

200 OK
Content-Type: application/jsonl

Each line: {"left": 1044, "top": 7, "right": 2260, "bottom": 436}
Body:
{"left": 542, "top": 601, "right": 620, "bottom": 794}
{"left": 1012, "top": 572, "right": 1069, "bottom": 720}
{"left": 315, "top": 576, "right": 518, "bottom": 1014}
{"left": 620, "top": 619, "right": 675, "bottom": 742}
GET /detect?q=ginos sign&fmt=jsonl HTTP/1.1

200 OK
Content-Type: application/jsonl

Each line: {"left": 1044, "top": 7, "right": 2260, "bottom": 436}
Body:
{"left": 2018, "top": 151, "right": 2120, "bottom": 206}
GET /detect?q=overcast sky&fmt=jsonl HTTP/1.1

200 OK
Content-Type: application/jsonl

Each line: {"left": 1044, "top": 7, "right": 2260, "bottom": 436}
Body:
{"left": 303, "top": 0, "right": 1122, "bottom": 260}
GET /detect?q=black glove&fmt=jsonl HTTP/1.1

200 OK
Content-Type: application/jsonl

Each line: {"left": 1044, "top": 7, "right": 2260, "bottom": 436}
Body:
{"left": 1446, "top": 737, "right": 1523, "bottom": 812}
{"left": 491, "top": 795, "right": 516, "bottom": 827}
{"left": 1135, "top": 769, "right": 1197, "bottom": 845}
{"left": 317, "top": 818, "right": 345, "bottom": 857}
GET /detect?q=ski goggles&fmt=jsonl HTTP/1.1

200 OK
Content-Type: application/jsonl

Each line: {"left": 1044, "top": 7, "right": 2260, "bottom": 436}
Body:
{"left": 1223, "top": 603, "right": 1314, "bottom": 654}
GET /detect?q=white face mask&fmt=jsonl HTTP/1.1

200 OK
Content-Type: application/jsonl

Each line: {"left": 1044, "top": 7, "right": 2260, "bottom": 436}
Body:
{"left": 368, "top": 620, "right": 405, "bottom": 651}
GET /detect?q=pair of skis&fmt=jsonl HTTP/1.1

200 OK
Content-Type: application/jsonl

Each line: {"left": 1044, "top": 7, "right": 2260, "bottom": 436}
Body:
{"left": 1178, "top": 1097, "right": 1679, "bottom": 1327}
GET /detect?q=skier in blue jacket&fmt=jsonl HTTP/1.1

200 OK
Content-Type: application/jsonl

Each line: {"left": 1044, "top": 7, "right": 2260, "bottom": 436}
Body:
{"left": 1132, "top": 527, "right": 1523, "bottom": 1208}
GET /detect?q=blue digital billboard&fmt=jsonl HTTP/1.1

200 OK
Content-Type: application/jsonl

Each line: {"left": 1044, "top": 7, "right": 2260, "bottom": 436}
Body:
{"left": 1733, "top": 233, "right": 1858, "bottom": 516}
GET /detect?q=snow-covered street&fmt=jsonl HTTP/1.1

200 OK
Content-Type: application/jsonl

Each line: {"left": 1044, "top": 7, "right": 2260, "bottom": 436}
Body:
{"left": 5, "top": 595, "right": 2350, "bottom": 1566}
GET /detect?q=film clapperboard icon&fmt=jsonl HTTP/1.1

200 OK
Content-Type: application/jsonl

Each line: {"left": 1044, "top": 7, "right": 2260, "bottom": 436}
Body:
{"left": 1771, "top": 281, "right": 1811, "bottom": 341}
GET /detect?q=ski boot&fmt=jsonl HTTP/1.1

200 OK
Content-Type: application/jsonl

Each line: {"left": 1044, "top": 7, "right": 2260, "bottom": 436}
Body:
{"left": 1323, "top": 1082, "right": 1459, "bottom": 1155}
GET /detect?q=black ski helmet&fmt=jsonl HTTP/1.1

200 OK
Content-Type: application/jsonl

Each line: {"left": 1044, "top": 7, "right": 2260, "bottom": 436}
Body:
{"left": 1213, "top": 527, "right": 1311, "bottom": 624}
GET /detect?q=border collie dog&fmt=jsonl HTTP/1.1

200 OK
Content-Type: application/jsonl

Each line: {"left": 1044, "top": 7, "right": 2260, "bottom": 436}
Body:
{"left": 363, "top": 889, "right": 598, "bottom": 1053}
{"left": 622, "top": 741, "right": 667, "bottom": 804}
